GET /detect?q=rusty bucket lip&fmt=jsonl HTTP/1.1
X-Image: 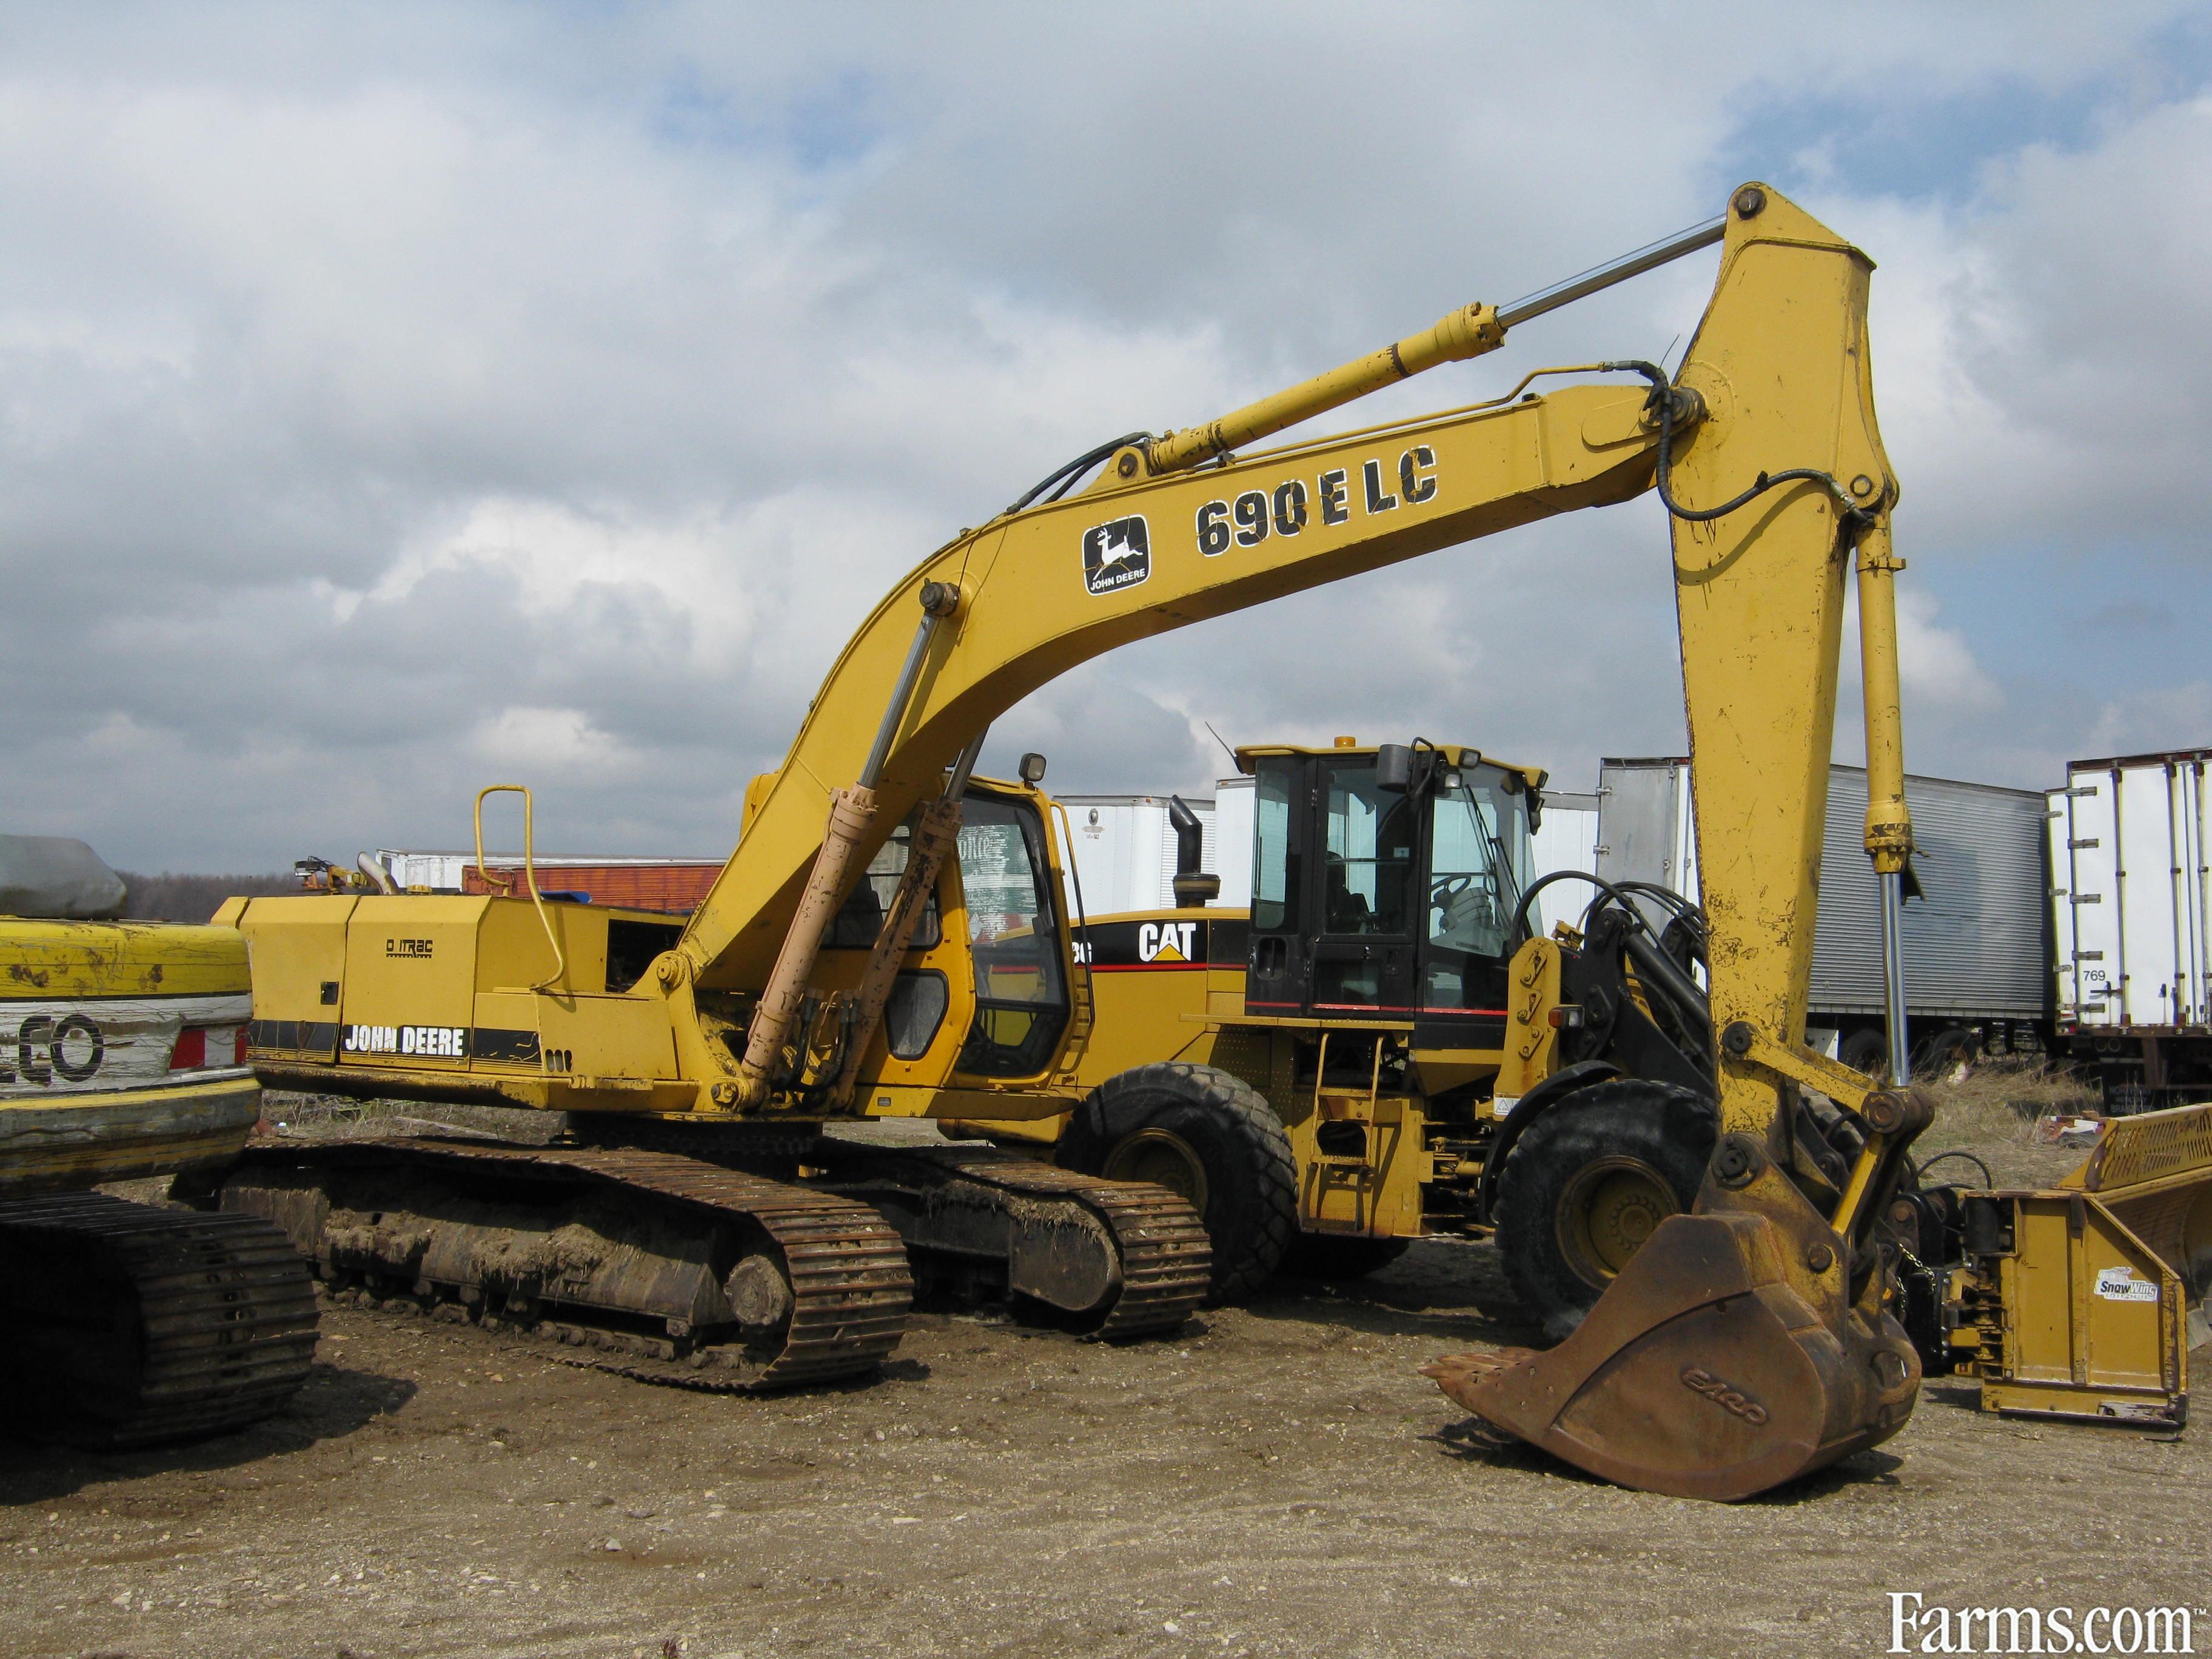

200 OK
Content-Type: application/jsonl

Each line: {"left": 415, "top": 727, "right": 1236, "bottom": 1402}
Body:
{"left": 1426, "top": 1210, "right": 1920, "bottom": 1502}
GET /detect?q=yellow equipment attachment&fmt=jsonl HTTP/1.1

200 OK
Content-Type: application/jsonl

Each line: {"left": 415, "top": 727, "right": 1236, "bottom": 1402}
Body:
{"left": 1942, "top": 1102, "right": 2212, "bottom": 1428}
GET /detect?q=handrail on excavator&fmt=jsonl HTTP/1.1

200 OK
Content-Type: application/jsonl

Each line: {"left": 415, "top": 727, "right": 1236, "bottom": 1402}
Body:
{"left": 474, "top": 783, "right": 567, "bottom": 993}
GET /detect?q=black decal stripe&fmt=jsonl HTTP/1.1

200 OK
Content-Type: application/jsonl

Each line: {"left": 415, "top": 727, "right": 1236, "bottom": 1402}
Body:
{"left": 472, "top": 1027, "right": 541, "bottom": 1064}
{"left": 1413, "top": 1015, "right": 1508, "bottom": 1048}
{"left": 247, "top": 1019, "right": 339, "bottom": 1061}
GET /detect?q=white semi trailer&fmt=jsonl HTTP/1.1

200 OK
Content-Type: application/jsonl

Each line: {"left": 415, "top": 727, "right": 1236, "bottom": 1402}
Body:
{"left": 1592, "top": 756, "right": 2052, "bottom": 1076}
{"left": 2048, "top": 748, "right": 2211, "bottom": 1107}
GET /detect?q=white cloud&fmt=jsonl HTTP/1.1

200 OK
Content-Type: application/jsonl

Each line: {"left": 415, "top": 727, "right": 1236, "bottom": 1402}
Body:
{"left": 0, "top": 4, "right": 2205, "bottom": 866}
{"left": 469, "top": 706, "right": 631, "bottom": 777}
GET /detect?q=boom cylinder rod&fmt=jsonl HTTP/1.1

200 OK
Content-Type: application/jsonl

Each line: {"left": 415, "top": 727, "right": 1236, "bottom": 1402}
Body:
{"left": 1147, "top": 213, "right": 1726, "bottom": 477}
{"left": 1495, "top": 215, "right": 1726, "bottom": 329}
{"left": 1880, "top": 873, "right": 1911, "bottom": 1085}
{"left": 860, "top": 614, "right": 943, "bottom": 790}
{"left": 735, "top": 592, "right": 956, "bottom": 1107}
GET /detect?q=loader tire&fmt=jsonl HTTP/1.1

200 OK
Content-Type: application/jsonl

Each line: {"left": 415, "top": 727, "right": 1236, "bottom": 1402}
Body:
{"left": 1059, "top": 1063, "right": 1298, "bottom": 1305}
{"left": 1493, "top": 1079, "right": 1716, "bottom": 1342}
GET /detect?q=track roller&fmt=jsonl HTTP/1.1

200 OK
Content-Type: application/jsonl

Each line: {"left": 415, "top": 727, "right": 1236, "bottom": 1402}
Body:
{"left": 224, "top": 1139, "right": 913, "bottom": 1392}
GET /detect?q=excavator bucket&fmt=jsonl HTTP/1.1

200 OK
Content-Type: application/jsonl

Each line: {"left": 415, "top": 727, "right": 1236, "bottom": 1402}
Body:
{"left": 1426, "top": 1208, "right": 1922, "bottom": 1501}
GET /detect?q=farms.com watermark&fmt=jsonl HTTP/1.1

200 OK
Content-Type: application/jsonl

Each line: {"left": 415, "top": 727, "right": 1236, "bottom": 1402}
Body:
{"left": 1890, "top": 1594, "right": 2199, "bottom": 1654}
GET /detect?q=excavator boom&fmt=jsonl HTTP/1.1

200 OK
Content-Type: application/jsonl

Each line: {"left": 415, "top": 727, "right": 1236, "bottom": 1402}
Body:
{"left": 691, "top": 183, "right": 1932, "bottom": 1499}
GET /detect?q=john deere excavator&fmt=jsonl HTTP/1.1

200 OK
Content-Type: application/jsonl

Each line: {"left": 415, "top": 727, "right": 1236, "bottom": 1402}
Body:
{"left": 220, "top": 182, "right": 1943, "bottom": 1498}
{"left": 0, "top": 836, "right": 318, "bottom": 1446}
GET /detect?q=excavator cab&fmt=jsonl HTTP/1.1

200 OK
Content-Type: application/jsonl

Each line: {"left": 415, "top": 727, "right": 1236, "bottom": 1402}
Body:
{"left": 818, "top": 781, "right": 1076, "bottom": 1082}
{"left": 1243, "top": 740, "right": 1536, "bottom": 1042}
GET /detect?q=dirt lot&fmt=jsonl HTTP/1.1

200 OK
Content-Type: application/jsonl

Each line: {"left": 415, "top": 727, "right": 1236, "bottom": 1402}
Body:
{"left": 3, "top": 1087, "right": 2206, "bottom": 1659}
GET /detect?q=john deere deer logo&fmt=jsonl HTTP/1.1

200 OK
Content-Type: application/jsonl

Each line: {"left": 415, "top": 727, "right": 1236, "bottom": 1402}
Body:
{"left": 1081, "top": 515, "right": 1151, "bottom": 596}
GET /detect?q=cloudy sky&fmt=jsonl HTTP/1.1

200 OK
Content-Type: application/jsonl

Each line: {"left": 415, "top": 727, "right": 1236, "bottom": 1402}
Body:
{"left": 4, "top": 3, "right": 2210, "bottom": 871}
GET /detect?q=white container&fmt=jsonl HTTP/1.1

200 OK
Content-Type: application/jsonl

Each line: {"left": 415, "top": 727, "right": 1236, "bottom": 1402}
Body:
{"left": 1595, "top": 757, "right": 2049, "bottom": 1028}
{"left": 2049, "top": 751, "right": 2211, "bottom": 1033}
{"left": 1054, "top": 795, "right": 1221, "bottom": 917}
{"left": 1529, "top": 790, "right": 1601, "bottom": 937}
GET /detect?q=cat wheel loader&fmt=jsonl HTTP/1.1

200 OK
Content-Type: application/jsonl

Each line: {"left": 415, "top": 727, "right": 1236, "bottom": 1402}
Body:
{"left": 0, "top": 836, "right": 317, "bottom": 1447}
{"left": 221, "top": 181, "right": 1952, "bottom": 1498}
{"left": 950, "top": 735, "right": 1723, "bottom": 1336}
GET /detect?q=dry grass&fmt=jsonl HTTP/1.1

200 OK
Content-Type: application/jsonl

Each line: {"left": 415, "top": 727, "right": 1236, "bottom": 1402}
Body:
{"left": 1915, "top": 1055, "right": 2101, "bottom": 1189}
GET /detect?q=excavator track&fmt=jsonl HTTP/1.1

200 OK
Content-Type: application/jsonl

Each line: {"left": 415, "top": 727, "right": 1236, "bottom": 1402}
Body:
{"left": 223, "top": 1139, "right": 913, "bottom": 1393}
{"left": 0, "top": 1192, "right": 320, "bottom": 1447}
{"left": 807, "top": 1142, "right": 1212, "bottom": 1339}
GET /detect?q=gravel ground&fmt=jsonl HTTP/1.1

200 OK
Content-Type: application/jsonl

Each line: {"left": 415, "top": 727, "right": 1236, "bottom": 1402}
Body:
{"left": 2, "top": 1099, "right": 2204, "bottom": 1659}
{"left": 3, "top": 1259, "right": 2205, "bottom": 1655}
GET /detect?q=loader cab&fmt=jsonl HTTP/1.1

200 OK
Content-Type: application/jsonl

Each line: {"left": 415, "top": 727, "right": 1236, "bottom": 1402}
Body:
{"left": 1242, "top": 741, "right": 1540, "bottom": 1050}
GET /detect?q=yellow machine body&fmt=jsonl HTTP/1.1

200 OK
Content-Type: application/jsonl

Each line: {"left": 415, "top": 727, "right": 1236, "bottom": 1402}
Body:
{"left": 0, "top": 917, "right": 263, "bottom": 1196}
{"left": 947, "top": 738, "right": 1551, "bottom": 1248}
{"left": 0, "top": 911, "right": 320, "bottom": 1447}
{"left": 226, "top": 776, "right": 1090, "bottom": 1125}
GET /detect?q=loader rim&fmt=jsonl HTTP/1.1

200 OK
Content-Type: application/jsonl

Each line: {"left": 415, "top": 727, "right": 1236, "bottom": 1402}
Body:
{"left": 1059, "top": 1062, "right": 1298, "bottom": 1304}
{"left": 1102, "top": 1127, "right": 1210, "bottom": 1215}
{"left": 1493, "top": 1078, "right": 1716, "bottom": 1341}
{"left": 1555, "top": 1155, "right": 1680, "bottom": 1284}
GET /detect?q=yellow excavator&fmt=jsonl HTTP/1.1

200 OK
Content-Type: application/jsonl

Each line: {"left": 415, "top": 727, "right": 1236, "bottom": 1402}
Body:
{"left": 220, "top": 183, "right": 1940, "bottom": 1499}
{"left": 0, "top": 836, "right": 318, "bottom": 1446}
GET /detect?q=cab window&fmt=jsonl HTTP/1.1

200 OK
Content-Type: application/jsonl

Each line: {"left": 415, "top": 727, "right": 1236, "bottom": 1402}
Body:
{"left": 954, "top": 796, "right": 1069, "bottom": 1077}
{"left": 1321, "top": 762, "right": 1415, "bottom": 936}
{"left": 1421, "top": 765, "right": 1530, "bottom": 1008}
{"left": 1252, "top": 760, "right": 1295, "bottom": 933}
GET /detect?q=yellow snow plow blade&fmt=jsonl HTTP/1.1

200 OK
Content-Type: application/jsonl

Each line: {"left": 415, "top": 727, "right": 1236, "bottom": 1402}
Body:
{"left": 1946, "top": 1100, "right": 2212, "bottom": 1427}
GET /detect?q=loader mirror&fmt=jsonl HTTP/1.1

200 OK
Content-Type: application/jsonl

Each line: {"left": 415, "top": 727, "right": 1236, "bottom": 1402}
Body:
{"left": 1018, "top": 752, "right": 1047, "bottom": 784}
{"left": 1375, "top": 743, "right": 1413, "bottom": 793}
